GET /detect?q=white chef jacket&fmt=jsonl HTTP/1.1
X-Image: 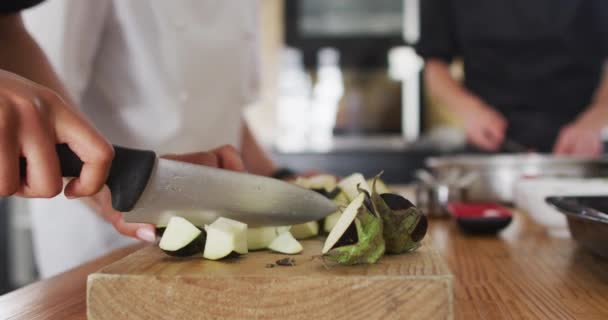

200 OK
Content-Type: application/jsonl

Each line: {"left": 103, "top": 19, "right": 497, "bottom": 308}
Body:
{"left": 22, "top": 0, "right": 260, "bottom": 277}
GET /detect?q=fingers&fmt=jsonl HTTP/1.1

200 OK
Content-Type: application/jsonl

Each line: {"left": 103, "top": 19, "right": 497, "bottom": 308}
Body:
{"left": 162, "top": 145, "right": 245, "bottom": 172}
{"left": 88, "top": 187, "right": 156, "bottom": 242}
{"left": 464, "top": 105, "right": 507, "bottom": 151}
{"left": 0, "top": 102, "right": 20, "bottom": 196}
{"left": 16, "top": 97, "right": 62, "bottom": 198}
{"left": 49, "top": 94, "right": 114, "bottom": 198}
{"left": 162, "top": 152, "right": 219, "bottom": 167}
{"left": 553, "top": 126, "right": 603, "bottom": 157}
{"left": 553, "top": 128, "right": 573, "bottom": 155}
{"left": 211, "top": 145, "right": 246, "bottom": 172}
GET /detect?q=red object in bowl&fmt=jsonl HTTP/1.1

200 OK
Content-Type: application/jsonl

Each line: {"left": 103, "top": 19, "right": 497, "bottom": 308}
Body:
{"left": 447, "top": 202, "right": 513, "bottom": 234}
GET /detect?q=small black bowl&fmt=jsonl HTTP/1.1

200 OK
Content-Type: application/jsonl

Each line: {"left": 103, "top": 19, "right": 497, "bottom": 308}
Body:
{"left": 447, "top": 202, "right": 513, "bottom": 234}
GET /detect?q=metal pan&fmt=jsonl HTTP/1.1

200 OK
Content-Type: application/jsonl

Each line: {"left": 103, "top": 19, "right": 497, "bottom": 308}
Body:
{"left": 546, "top": 196, "right": 608, "bottom": 258}
{"left": 427, "top": 154, "right": 608, "bottom": 203}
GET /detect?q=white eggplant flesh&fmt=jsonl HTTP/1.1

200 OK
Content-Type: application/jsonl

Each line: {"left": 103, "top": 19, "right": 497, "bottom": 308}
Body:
{"left": 290, "top": 221, "right": 319, "bottom": 239}
{"left": 159, "top": 217, "right": 201, "bottom": 251}
{"left": 322, "top": 193, "right": 364, "bottom": 254}
{"left": 323, "top": 211, "right": 342, "bottom": 233}
{"left": 338, "top": 173, "right": 370, "bottom": 201}
{"left": 247, "top": 226, "right": 279, "bottom": 250}
{"left": 268, "top": 231, "right": 303, "bottom": 254}
{"left": 159, "top": 217, "right": 205, "bottom": 257}
{"left": 203, "top": 217, "right": 248, "bottom": 260}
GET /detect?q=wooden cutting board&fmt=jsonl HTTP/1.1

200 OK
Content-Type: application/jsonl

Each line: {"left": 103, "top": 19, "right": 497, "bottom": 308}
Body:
{"left": 87, "top": 237, "right": 452, "bottom": 320}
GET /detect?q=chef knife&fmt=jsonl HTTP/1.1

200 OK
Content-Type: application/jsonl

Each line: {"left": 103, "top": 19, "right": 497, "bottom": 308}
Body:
{"left": 19, "top": 144, "right": 338, "bottom": 227}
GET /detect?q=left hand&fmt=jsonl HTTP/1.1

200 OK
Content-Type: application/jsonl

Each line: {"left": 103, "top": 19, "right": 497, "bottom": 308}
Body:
{"left": 553, "top": 115, "right": 604, "bottom": 157}
{"left": 86, "top": 145, "right": 246, "bottom": 243}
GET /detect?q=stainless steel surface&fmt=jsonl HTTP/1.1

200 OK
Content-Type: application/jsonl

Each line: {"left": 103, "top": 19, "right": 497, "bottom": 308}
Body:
{"left": 124, "top": 159, "right": 338, "bottom": 227}
{"left": 415, "top": 182, "right": 467, "bottom": 217}
{"left": 547, "top": 196, "right": 608, "bottom": 258}
{"left": 427, "top": 154, "right": 608, "bottom": 203}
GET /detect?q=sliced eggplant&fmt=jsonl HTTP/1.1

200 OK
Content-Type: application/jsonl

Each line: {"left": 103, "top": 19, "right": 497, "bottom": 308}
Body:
{"left": 338, "top": 173, "right": 371, "bottom": 201}
{"left": 322, "top": 192, "right": 385, "bottom": 265}
{"left": 290, "top": 221, "right": 319, "bottom": 240}
{"left": 247, "top": 226, "right": 291, "bottom": 250}
{"left": 323, "top": 211, "right": 342, "bottom": 233}
{"left": 247, "top": 226, "right": 279, "bottom": 250}
{"left": 159, "top": 217, "right": 205, "bottom": 257}
{"left": 203, "top": 217, "right": 248, "bottom": 260}
{"left": 268, "top": 231, "right": 303, "bottom": 254}
{"left": 371, "top": 177, "right": 427, "bottom": 254}
{"left": 322, "top": 188, "right": 351, "bottom": 233}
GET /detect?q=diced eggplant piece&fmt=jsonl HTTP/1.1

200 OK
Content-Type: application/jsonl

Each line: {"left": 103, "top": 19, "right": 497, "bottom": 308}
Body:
{"left": 203, "top": 217, "right": 248, "bottom": 260}
{"left": 247, "top": 226, "right": 290, "bottom": 250}
{"left": 290, "top": 221, "right": 319, "bottom": 239}
{"left": 159, "top": 217, "right": 205, "bottom": 257}
{"left": 268, "top": 231, "right": 303, "bottom": 254}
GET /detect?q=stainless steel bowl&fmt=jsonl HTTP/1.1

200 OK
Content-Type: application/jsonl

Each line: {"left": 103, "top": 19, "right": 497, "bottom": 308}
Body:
{"left": 546, "top": 196, "right": 608, "bottom": 259}
{"left": 427, "top": 154, "right": 608, "bottom": 203}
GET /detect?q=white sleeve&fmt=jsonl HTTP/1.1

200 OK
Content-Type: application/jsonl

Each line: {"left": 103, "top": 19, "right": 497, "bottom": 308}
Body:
{"left": 22, "top": 0, "right": 111, "bottom": 106}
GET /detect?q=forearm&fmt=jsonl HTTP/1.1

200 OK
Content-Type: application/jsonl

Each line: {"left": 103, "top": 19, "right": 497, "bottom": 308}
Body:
{"left": 0, "top": 14, "right": 72, "bottom": 103}
{"left": 240, "top": 121, "right": 277, "bottom": 176}
{"left": 424, "top": 59, "right": 486, "bottom": 115}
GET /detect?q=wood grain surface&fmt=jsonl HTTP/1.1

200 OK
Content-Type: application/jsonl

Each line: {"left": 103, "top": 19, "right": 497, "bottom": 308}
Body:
{"left": 87, "top": 238, "right": 453, "bottom": 320}
{"left": 3, "top": 186, "right": 608, "bottom": 320}
{"left": 0, "top": 244, "right": 143, "bottom": 320}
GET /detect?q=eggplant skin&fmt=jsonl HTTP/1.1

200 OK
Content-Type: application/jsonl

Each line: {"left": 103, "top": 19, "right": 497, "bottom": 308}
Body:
{"left": 161, "top": 230, "right": 207, "bottom": 257}
{"left": 380, "top": 193, "right": 415, "bottom": 211}
{"left": 156, "top": 227, "right": 166, "bottom": 238}
{"left": 373, "top": 189, "right": 426, "bottom": 254}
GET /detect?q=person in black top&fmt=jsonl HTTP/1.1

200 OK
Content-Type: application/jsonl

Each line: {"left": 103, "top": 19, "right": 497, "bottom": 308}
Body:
{"left": 416, "top": 0, "right": 608, "bottom": 155}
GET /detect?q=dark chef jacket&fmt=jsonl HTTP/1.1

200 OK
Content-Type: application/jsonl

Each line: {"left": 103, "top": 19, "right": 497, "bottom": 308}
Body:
{"left": 0, "top": 0, "right": 43, "bottom": 13}
{"left": 416, "top": 0, "right": 608, "bottom": 152}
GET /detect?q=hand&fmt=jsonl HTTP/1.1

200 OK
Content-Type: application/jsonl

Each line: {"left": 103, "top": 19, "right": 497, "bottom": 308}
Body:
{"left": 462, "top": 102, "right": 508, "bottom": 151}
{"left": 0, "top": 69, "right": 113, "bottom": 198}
{"left": 91, "top": 145, "right": 246, "bottom": 242}
{"left": 553, "top": 119, "right": 604, "bottom": 157}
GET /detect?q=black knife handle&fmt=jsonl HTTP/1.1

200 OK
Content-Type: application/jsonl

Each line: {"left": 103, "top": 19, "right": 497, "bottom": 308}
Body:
{"left": 19, "top": 143, "right": 156, "bottom": 212}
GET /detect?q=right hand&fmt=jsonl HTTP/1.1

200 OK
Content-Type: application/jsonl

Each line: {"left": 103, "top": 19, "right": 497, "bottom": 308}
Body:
{"left": 462, "top": 102, "right": 508, "bottom": 151}
{"left": 0, "top": 69, "right": 113, "bottom": 198}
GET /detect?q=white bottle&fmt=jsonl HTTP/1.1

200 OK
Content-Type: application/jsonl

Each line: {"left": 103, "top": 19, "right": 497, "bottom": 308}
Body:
{"left": 310, "top": 47, "right": 344, "bottom": 151}
{"left": 275, "top": 48, "right": 312, "bottom": 152}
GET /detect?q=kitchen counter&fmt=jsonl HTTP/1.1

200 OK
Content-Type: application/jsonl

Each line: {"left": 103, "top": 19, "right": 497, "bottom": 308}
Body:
{"left": 2, "top": 203, "right": 608, "bottom": 319}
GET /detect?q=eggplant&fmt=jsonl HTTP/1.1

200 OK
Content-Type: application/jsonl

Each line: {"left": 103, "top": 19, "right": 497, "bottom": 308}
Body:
{"left": 268, "top": 231, "right": 303, "bottom": 254}
{"left": 371, "top": 177, "right": 427, "bottom": 254}
{"left": 290, "top": 221, "right": 319, "bottom": 240}
{"left": 203, "top": 217, "right": 248, "bottom": 260}
{"left": 337, "top": 173, "right": 371, "bottom": 201}
{"left": 322, "top": 192, "right": 385, "bottom": 265}
{"left": 159, "top": 217, "right": 206, "bottom": 257}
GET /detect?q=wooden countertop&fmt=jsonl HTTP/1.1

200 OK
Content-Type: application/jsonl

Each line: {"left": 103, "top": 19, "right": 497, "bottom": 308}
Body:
{"left": 2, "top": 209, "right": 608, "bottom": 319}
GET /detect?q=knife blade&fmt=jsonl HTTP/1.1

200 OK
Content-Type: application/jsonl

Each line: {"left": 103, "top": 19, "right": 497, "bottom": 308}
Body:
{"left": 20, "top": 144, "right": 338, "bottom": 226}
